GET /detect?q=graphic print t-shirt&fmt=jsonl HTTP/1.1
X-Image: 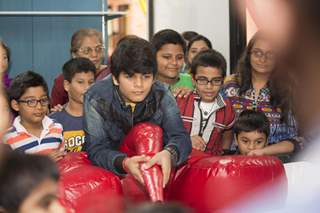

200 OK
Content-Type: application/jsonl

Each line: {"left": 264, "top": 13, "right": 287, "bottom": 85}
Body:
{"left": 50, "top": 109, "right": 85, "bottom": 152}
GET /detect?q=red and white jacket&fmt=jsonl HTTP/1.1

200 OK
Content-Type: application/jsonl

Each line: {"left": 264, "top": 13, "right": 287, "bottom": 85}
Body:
{"left": 177, "top": 92, "right": 235, "bottom": 155}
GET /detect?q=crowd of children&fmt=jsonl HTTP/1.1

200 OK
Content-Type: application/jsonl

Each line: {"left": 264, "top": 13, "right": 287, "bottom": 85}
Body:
{"left": 0, "top": 23, "right": 305, "bottom": 211}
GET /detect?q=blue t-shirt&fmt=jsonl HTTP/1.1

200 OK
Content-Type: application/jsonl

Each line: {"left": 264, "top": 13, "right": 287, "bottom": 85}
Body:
{"left": 50, "top": 109, "right": 85, "bottom": 152}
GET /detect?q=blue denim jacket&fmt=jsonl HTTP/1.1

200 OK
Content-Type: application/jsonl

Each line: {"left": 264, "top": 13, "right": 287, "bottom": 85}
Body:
{"left": 83, "top": 76, "right": 191, "bottom": 175}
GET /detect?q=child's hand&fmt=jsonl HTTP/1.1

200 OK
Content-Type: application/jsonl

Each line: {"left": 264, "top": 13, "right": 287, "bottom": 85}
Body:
{"left": 144, "top": 150, "right": 172, "bottom": 188}
{"left": 50, "top": 104, "right": 64, "bottom": 112}
{"left": 247, "top": 149, "right": 265, "bottom": 156}
{"left": 191, "top": 135, "right": 206, "bottom": 151}
{"left": 124, "top": 155, "right": 150, "bottom": 185}
{"left": 172, "top": 86, "right": 193, "bottom": 98}
{"left": 49, "top": 150, "right": 66, "bottom": 162}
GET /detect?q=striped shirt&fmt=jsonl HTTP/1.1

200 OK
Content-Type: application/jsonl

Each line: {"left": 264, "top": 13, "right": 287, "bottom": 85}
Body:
{"left": 3, "top": 116, "right": 64, "bottom": 154}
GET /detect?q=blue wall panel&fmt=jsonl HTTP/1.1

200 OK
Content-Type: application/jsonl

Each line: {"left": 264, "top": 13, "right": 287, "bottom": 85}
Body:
{"left": 0, "top": 0, "right": 104, "bottom": 91}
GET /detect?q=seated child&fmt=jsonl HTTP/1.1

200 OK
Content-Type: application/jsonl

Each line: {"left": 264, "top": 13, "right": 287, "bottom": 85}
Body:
{"left": 233, "top": 109, "right": 269, "bottom": 156}
{"left": 0, "top": 148, "right": 65, "bottom": 213}
{"left": 83, "top": 36, "right": 191, "bottom": 193}
{"left": 177, "top": 49, "right": 235, "bottom": 155}
{"left": 50, "top": 58, "right": 96, "bottom": 152}
{"left": 3, "top": 71, "right": 65, "bottom": 161}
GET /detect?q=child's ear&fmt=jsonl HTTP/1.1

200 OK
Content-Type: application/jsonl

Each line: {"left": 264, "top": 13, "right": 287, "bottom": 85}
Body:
{"left": 71, "top": 52, "right": 77, "bottom": 58}
{"left": 10, "top": 100, "right": 19, "bottom": 112}
{"left": 112, "top": 75, "right": 119, "bottom": 86}
{"left": 63, "top": 80, "right": 70, "bottom": 92}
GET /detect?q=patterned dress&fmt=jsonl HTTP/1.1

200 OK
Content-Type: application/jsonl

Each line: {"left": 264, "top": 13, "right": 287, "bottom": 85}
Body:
{"left": 221, "top": 79, "right": 297, "bottom": 145}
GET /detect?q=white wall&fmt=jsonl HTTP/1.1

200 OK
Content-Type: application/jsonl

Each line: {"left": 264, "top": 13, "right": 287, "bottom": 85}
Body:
{"left": 154, "top": 0, "right": 230, "bottom": 74}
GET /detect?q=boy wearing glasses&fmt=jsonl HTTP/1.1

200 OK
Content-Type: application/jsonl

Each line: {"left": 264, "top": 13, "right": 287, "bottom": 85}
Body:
{"left": 3, "top": 71, "right": 65, "bottom": 161}
{"left": 50, "top": 58, "right": 96, "bottom": 152}
{"left": 177, "top": 49, "right": 235, "bottom": 155}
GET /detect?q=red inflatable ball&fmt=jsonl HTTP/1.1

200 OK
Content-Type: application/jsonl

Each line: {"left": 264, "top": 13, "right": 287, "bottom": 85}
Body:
{"left": 58, "top": 152, "right": 124, "bottom": 213}
{"left": 168, "top": 155, "right": 287, "bottom": 213}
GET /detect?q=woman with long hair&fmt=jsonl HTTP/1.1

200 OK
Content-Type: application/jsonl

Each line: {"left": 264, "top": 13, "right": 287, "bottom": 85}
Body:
{"left": 222, "top": 31, "right": 298, "bottom": 157}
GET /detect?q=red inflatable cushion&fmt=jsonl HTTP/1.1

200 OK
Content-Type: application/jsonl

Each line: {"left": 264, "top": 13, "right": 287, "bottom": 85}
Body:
{"left": 58, "top": 152, "right": 124, "bottom": 213}
{"left": 169, "top": 155, "right": 287, "bottom": 213}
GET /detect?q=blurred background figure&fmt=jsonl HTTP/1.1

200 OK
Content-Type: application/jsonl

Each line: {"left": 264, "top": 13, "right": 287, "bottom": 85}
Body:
{"left": 241, "top": 0, "right": 320, "bottom": 211}
{"left": 0, "top": 150, "right": 65, "bottom": 213}
{"left": 0, "top": 40, "right": 10, "bottom": 137}
{"left": 0, "top": 39, "right": 11, "bottom": 88}
{"left": 126, "top": 202, "right": 193, "bottom": 213}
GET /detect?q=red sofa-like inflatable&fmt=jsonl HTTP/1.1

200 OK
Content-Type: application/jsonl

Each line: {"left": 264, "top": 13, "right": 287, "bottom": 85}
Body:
{"left": 58, "top": 152, "right": 287, "bottom": 213}
{"left": 58, "top": 152, "right": 124, "bottom": 213}
{"left": 168, "top": 154, "right": 287, "bottom": 212}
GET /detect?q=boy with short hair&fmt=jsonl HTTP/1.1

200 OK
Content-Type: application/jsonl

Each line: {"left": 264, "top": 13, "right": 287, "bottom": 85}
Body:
{"left": 233, "top": 110, "right": 269, "bottom": 155}
{"left": 83, "top": 37, "right": 191, "bottom": 196}
{"left": 0, "top": 149, "right": 65, "bottom": 213}
{"left": 151, "top": 29, "right": 194, "bottom": 97}
{"left": 4, "top": 71, "right": 65, "bottom": 161}
{"left": 177, "top": 49, "right": 235, "bottom": 155}
{"left": 50, "top": 58, "right": 96, "bottom": 152}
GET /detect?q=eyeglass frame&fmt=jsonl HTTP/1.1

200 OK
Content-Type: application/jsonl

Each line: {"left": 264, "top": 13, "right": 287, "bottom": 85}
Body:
{"left": 77, "top": 45, "right": 105, "bottom": 55}
{"left": 250, "top": 49, "right": 276, "bottom": 61}
{"left": 17, "top": 98, "right": 50, "bottom": 107}
{"left": 195, "top": 77, "right": 224, "bottom": 86}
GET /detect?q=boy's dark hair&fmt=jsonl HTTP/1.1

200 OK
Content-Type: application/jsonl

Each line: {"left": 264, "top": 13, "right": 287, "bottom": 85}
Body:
{"left": 181, "top": 31, "right": 198, "bottom": 42}
{"left": 151, "top": 29, "right": 186, "bottom": 54}
{"left": 190, "top": 49, "right": 227, "bottom": 77}
{"left": 0, "top": 150, "right": 59, "bottom": 212}
{"left": 62, "top": 57, "right": 96, "bottom": 82}
{"left": 233, "top": 110, "right": 270, "bottom": 138}
{"left": 111, "top": 36, "right": 157, "bottom": 79}
{"left": 7, "top": 71, "right": 49, "bottom": 103}
{"left": 187, "top": 34, "right": 212, "bottom": 52}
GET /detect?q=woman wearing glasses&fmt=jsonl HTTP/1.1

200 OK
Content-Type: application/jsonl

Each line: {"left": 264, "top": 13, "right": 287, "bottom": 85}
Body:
{"left": 51, "top": 28, "right": 110, "bottom": 107}
{"left": 222, "top": 31, "right": 299, "bottom": 158}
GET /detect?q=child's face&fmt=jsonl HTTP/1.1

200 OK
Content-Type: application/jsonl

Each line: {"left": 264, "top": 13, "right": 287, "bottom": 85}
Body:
{"left": 0, "top": 45, "right": 9, "bottom": 72}
{"left": 236, "top": 131, "right": 268, "bottom": 155}
{"left": 113, "top": 72, "right": 154, "bottom": 103}
{"left": 187, "top": 40, "right": 210, "bottom": 64}
{"left": 19, "top": 178, "right": 65, "bottom": 213}
{"left": 156, "top": 44, "right": 184, "bottom": 82}
{"left": 193, "top": 66, "right": 223, "bottom": 102}
{"left": 64, "top": 71, "right": 95, "bottom": 105}
{"left": 11, "top": 86, "right": 49, "bottom": 125}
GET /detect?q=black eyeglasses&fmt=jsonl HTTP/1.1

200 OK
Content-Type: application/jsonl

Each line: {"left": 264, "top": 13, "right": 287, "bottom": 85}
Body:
{"left": 18, "top": 98, "right": 50, "bottom": 107}
{"left": 195, "top": 77, "right": 223, "bottom": 86}
{"left": 251, "top": 49, "right": 276, "bottom": 61}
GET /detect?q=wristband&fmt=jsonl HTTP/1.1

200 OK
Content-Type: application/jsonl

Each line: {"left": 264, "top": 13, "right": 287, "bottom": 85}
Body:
{"left": 164, "top": 146, "right": 178, "bottom": 165}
